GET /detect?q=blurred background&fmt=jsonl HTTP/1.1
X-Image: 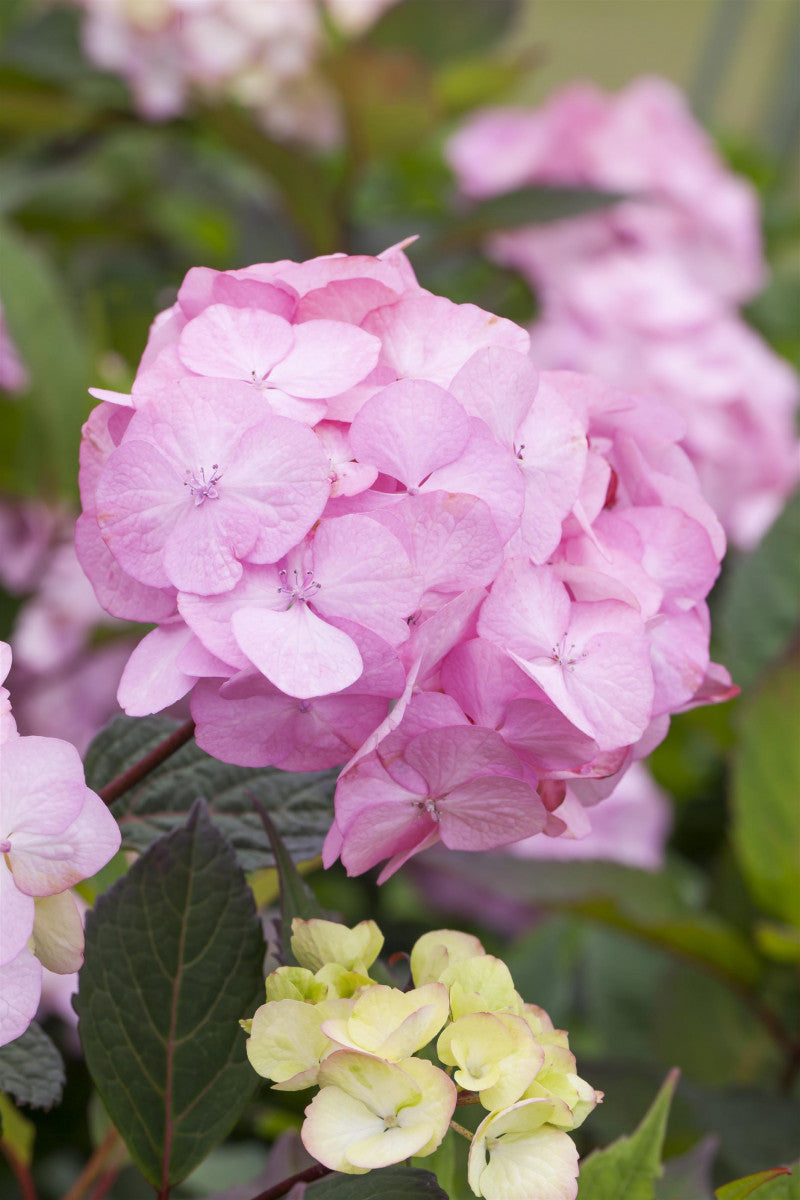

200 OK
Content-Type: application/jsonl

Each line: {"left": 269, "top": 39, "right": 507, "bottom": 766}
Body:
{"left": 0, "top": 1, "right": 798, "bottom": 1197}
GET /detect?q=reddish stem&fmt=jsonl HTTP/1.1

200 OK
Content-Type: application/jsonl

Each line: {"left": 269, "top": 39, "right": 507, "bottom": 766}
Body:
{"left": 0, "top": 1140, "right": 38, "bottom": 1200}
{"left": 248, "top": 1162, "right": 331, "bottom": 1200}
{"left": 98, "top": 720, "right": 196, "bottom": 807}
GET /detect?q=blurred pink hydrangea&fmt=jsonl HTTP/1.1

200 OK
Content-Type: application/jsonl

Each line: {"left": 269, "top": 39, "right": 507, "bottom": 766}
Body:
{"left": 69, "top": 0, "right": 397, "bottom": 145}
{"left": 0, "top": 499, "right": 134, "bottom": 752}
{"left": 0, "top": 301, "right": 28, "bottom": 394}
{"left": 0, "top": 642, "right": 120, "bottom": 1048}
{"left": 77, "top": 243, "right": 734, "bottom": 882}
{"left": 447, "top": 75, "right": 764, "bottom": 303}
{"left": 447, "top": 77, "right": 799, "bottom": 548}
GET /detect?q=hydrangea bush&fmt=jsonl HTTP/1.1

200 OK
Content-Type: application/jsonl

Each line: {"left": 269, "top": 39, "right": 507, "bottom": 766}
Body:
{"left": 1, "top": 4, "right": 799, "bottom": 1200}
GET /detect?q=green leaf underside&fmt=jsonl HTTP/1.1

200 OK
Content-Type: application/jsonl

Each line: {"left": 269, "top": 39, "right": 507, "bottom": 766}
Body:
{"left": 577, "top": 1070, "right": 678, "bottom": 1200}
{"left": 731, "top": 660, "right": 800, "bottom": 927}
{"left": 75, "top": 801, "right": 266, "bottom": 1187}
{"left": 0, "top": 1023, "right": 65, "bottom": 1110}
{"left": 308, "top": 1165, "right": 449, "bottom": 1198}
{"left": 84, "top": 716, "right": 336, "bottom": 871}
{"left": 715, "top": 1168, "right": 794, "bottom": 1200}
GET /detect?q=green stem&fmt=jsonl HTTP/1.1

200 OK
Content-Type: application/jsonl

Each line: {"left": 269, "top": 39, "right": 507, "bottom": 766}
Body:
{"left": 449, "top": 1119, "right": 474, "bottom": 1142}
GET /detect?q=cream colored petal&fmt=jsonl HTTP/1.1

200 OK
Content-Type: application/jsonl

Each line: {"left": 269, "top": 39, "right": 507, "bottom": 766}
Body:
{"left": 291, "top": 918, "right": 383, "bottom": 972}
{"left": 410, "top": 928, "right": 486, "bottom": 986}
{"left": 469, "top": 1102, "right": 578, "bottom": 1200}
{"left": 301, "top": 1086, "right": 381, "bottom": 1174}
{"left": 32, "top": 891, "right": 84, "bottom": 974}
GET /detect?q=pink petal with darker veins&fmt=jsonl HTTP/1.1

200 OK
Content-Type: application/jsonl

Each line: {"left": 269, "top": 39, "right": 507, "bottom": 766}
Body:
{"left": 192, "top": 677, "right": 389, "bottom": 771}
{"left": 422, "top": 422, "right": 524, "bottom": 542}
{"left": 362, "top": 293, "right": 529, "bottom": 386}
{"left": 450, "top": 347, "right": 537, "bottom": 446}
{"left": 311, "top": 514, "right": 421, "bottom": 646}
{"left": 267, "top": 320, "right": 380, "bottom": 399}
{"left": 232, "top": 602, "right": 363, "bottom": 699}
{"left": 349, "top": 379, "right": 471, "bottom": 489}
{"left": 372, "top": 492, "right": 503, "bottom": 600}
{"left": 440, "top": 777, "right": 546, "bottom": 850}
{"left": 177, "top": 305, "right": 294, "bottom": 381}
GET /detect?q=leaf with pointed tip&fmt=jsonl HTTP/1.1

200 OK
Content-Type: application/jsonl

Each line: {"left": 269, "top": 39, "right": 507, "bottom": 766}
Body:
{"left": 308, "top": 1166, "right": 449, "bottom": 1198}
{"left": 84, "top": 716, "right": 336, "bottom": 872}
{"left": 715, "top": 1169, "right": 794, "bottom": 1200}
{"left": 578, "top": 1070, "right": 679, "bottom": 1200}
{"left": 449, "top": 186, "right": 624, "bottom": 243}
{"left": 0, "top": 1023, "right": 65, "bottom": 1111}
{"left": 249, "top": 797, "right": 323, "bottom": 964}
{"left": 75, "top": 801, "right": 266, "bottom": 1189}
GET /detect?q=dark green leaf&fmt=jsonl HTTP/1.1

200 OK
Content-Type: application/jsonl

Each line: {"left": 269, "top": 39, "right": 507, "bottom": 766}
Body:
{"left": 731, "top": 659, "right": 800, "bottom": 926}
{"left": 715, "top": 1169, "right": 794, "bottom": 1200}
{"left": 718, "top": 490, "right": 800, "bottom": 691}
{"left": 76, "top": 801, "right": 267, "bottom": 1188}
{"left": 578, "top": 1070, "right": 678, "bottom": 1200}
{"left": 250, "top": 800, "right": 324, "bottom": 964}
{"left": 84, "top": 716, "right": 336, "bottom": 872}
{"left": 0, "top": 218, "right": 89, "bottom": 500}
{"left": 0, "top": 1022, "right": 65, "bottom": 1110}
{"left": 448, "top": 185, "right": 624, "bottom": 242}
{"left": 308, "top": 1166, "right": 449, "bottom": 1198}
{"left": 369, "top": 0, "right": 519, "bottom": 63}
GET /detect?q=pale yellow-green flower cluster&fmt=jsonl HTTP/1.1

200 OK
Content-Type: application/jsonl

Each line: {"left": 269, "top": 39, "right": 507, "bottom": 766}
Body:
{"left": 243, "top": 920, "right": 601, "bottom": 1200}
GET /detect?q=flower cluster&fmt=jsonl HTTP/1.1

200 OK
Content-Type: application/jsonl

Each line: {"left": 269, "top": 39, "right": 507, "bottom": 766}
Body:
{"left": 0, "top": 641, "right": 121, "bottom": 1047}
{"left": 68, "top": 0, "right": 396, "bottom": 145}
{"left": 245, "top": 919, "right": 600, "bottom": 1199}
{"left": 447, "top": 76, "right": 799, "bottom": 548}
{"left": 77, "top": 244, "right": 734, "bottom": 878}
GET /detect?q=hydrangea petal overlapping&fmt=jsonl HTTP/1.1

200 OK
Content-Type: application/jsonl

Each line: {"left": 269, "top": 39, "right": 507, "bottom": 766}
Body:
{"left": 77, "top": 244, "right": 735, "bottom": 880}
{"left": 447, "top": 76, "right": 800, "bottom": 549}
{"left": 246, "top": 919, "right": 600, "bottom": 1199}
{"left": 0, "top": 642, "right": 121, "bottom": 1047}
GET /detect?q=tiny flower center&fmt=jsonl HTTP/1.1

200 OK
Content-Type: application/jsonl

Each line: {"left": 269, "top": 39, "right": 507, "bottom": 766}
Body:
{"left": 383, "top": 1112, "right": 399, "bottom": 1129}
{"left": 515, "top": 442, "right": 526, "bottom": 462}
{"left": 413, "top": 797, "right": 441, "bottom": 822}
{"left": 298, "top": 699, "right": 313, "bottom": 714}
{"left": 278, "top": 568, "right": 321, "bottom": 605}
{"left": 185, "top": 464, "right": 222, "bottom": 506}
{"left": 0, "top": 838, "right": 12, "bottom": 854}
{"left": 550, "top": 635, "right": 586, "bottom": 671}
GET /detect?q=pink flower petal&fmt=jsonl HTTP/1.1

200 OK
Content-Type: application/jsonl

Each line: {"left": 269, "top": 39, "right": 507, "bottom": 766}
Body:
{"left": 440, "top": 777, "right": 546, "bottom": 850}
{"left": 449, "top": 347, "right": 537, "bottom": 445}
{"left": 117, "top": 623, "right": 196, "bottom": 716}
{"left": 178, "top": 304, "right": 294, "bottom": 381}
{"left": 0, "top": 946, "right": 42, "bottom": 1048}
{"left": 232, "top": 602, "right": 363, "bottom": 699}
{"left": 0, "top": 866, "right": 35, "bottom": 966}
{"left": 349, "top": 379, "right": 471, "bottom": 489}
{"left": 268, "top": 320, "right": 380, "bottom": 398}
